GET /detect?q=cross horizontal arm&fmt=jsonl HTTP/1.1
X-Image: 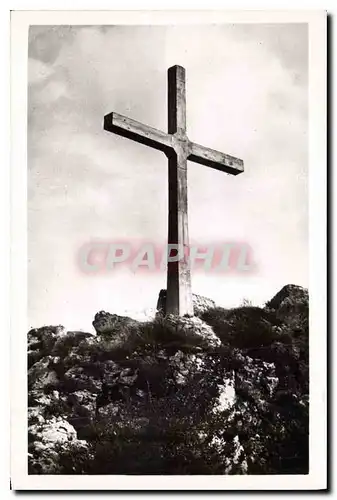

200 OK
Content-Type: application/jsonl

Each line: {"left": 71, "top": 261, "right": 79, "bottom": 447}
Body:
{"left": 188, "top": 142, "right": 244, "bottom": 175}
{"left": 104, "top": 112, "right": 173, "bottom": 153}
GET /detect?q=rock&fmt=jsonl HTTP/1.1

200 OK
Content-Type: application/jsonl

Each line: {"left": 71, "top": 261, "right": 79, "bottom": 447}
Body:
{"left": 96, "top": 402, "right": 120, "bottom": 419}
{"left": 164, "top": 315, "right": 221, "bottom": 348}
{"left": 92, "top": 311, "right": 139, "bottom": 347}
{"left": 267, "top": 284, "right": 308, "bottom": 311}
{"left": 192, "top": 293, "right": 217, "bottom": 315}
{"left": 266, "top": 284, "right": 309, "bottom": 328}
{"left": 169, "top": 350, "right": 205, "bottom": 385}
{"left": 52, "top": 330, "right": 94, "bottom": 357}
{"left": 63, "top": 366, "right": 101, "bottom": 393}
{"left": 28, "top": 325, "right": 66, "bottom": 368}
{"left": 28, "top": 417, "right": 88, "bottom": 474}
{"left": 28, "top": 325, "right": 66, "bottom": 349}
{"left": 29, "top": 391, "right": 53, "bottom": 407}
{"left": 29, "top": 417, "right": 77, "bottom": 444}
{"left": 28, "top": 406, "right": 46, "bottom": 425}
{"left": 28, "top": 356, "right": 59, "bottom": 390}
{"left": 156, "top": 289, "right": 216, "bottom": 316}
{"left": 27, "top": 285, "right": 308, "bottom": 475}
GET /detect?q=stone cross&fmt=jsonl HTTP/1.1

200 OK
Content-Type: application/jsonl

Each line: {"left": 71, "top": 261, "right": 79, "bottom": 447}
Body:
{"left": 104, "top": 65, "right": 244, "bottom": 316}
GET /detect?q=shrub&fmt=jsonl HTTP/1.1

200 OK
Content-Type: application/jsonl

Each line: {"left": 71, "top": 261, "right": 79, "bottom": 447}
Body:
{"left": 202, "top": 306, "right": 278, "bottom": 348}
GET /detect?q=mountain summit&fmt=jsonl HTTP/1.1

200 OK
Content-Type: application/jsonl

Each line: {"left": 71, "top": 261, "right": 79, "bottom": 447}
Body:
{"left": 28, "top": 285, "right": 309, "bottom": 475}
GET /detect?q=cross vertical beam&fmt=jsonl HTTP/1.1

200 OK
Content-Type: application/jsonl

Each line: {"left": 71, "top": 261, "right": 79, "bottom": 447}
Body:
{"left": 168, "top": 65, "right": 186, "bottom": 136}
{"left": 166, "top": 66, "right": 193, "bottom": 316}
{"left": 104, "top": 65, "right": 244, "bottom": 318}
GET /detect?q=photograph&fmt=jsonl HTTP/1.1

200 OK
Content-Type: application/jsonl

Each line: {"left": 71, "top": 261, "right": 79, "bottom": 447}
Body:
{"left": 10, "top": 9, "right": 327, "bottom": 490}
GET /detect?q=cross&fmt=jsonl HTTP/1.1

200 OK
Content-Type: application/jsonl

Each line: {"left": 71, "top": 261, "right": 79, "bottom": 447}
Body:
{"left": 104, "top": 65, "right": 244, "bottom": 316}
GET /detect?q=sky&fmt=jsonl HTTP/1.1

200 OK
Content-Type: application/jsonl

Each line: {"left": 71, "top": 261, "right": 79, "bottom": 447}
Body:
{"left": 28, "top": 24, "right": 308, "bottom": 332}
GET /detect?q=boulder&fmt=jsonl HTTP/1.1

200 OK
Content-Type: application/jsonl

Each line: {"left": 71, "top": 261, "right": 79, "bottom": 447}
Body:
{"left": 267, "top": 284, "right": 308, "bottom": 311}
{"left": 156, "top": 289, "right": 216, "bottom": 316}
{"left": 163, "top": 314, "right": 221, "bottom": 348}
{"left": 52, "top": 330, "right": 94, "bottom": 357}
{"left": 28, "top": 325, "right": 67, "bottom": 368}
{"left": 193, "top": 293, "right": 217, "bottom": 315}
{"left": 28, "top": 356, "right": 59, "bottom": 390}
{"left": 28, "top": 417, "right": 88, "bottom": 474}
{"left": 63, "top": 366, "right": 101, "bottom": 393}
{"left": 92, "top": 311, "right": 139, "bottom": 347}
{"left": 266, "top": 284, "right": 309, "bottom": 328}
{"left": 29, "top": 417, "right": 77, "bottom": 444}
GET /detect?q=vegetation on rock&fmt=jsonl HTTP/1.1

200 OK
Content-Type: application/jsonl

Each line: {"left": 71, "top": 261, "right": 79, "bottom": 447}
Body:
{"left": 28, "top": 284, "right": 308, "bottom": 475}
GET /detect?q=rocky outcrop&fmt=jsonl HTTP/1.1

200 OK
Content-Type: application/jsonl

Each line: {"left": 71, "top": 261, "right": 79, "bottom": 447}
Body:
{"left": 163, "top": 314, "right": 221, "bottom": 348}
{"left": 28, "top": 325, "right": 66, "bottom": 368}
{"left": 28, "top": 285, "right": 309, "bottom": 475}
{"left": 192, "top": 293, "right": 217, "bottom": 315}
{"left": 28, "top": 416, "right": 88, "bottom": 474}
{"left": 92, "top": 310, "right": 139, "bottom": 347}
{"left": 93, "top": 311, "right": 138, "bottom": 335}
{"left": 267, "top": 284, "right": 308, "bottom": 311}
{"left": 266, "top": 284, "right": 309, "bottom": 331}
{"left": 27, "top": 312, "right": 223, "bottom": 472}
{"left": 156, "top": 289, "right": 216, "bottom": 316}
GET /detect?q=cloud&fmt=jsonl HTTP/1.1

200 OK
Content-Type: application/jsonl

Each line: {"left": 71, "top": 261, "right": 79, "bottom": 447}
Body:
{"left": 28, "top": 58, "right": 54, "bottom": 84}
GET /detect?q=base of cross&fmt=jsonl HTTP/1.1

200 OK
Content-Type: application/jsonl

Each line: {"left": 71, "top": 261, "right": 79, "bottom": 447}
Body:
{"left": 156, "top": 289, "right": 216, "bottom": 317}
